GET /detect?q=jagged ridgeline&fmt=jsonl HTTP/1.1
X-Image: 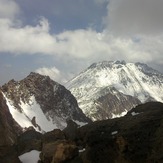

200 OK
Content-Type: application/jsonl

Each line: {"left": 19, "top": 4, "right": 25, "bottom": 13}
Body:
{"left": 1, "top": 72, "right": 90, "bottom": 132}
{"left": 66, "top": 61, "right": 163, "bottom": 121}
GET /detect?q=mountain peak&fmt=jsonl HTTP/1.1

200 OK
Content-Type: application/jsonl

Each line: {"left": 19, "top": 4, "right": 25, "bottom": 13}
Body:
{"left": 25, "top": 72, "right": 52, "bottom": 82}
{"left": 66, "top": 60, "right": 163, "bottom": 121}
{"left": 2, "top": 73, "right": 90, "bottom": 132}
{"left": 88, "top": 60, "right": 126, "bottom": 69}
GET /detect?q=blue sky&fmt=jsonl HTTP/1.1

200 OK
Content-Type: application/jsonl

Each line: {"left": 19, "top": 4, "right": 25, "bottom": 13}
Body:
{"left": 0, "top": 0, "right": 163, "bottom": 85}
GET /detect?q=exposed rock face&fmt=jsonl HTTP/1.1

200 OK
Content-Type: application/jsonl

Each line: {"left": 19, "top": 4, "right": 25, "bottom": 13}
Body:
{"left": 0, "top": 90, "right": 21, "bottom": 146}
{"left": 42, "top": 129, "right": 66, "bottom": 144}
{"left": 63, "top": 119, "right": 79, "bottom": 140}
{"left": 66, "top": 61, "right": 163, "bottom": 121}
{"left": 0, "top": 89, "right": 22, "bottom": 163}
{"left": 2, "top": 72, "right": 90, "bottom": 132}
{"left": 0, "top": 146, "right": 21, "bottom": 163}
{"left": 91, "top": 87, "right": 141, "bottom": 120}
{"left": 75, "top": 102, "right": 163, "bottom": 163}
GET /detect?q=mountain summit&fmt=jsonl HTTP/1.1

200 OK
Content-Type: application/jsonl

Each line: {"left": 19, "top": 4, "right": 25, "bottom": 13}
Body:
{"left": 2, "top": 72, "right": 90, "bottom": 132}
{"left": 66, "top": 61, "right": 163, "bottom": 121}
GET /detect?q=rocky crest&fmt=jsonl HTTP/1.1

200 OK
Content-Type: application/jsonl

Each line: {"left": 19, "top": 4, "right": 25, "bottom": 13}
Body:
{"left": 2, "top": 72, "right": 90, "bottom": 132}
{"left": 66, "top": 61, "right": 163, "bottom": 121}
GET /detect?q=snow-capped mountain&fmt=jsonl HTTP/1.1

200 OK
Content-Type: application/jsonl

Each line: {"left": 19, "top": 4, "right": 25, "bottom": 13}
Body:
{"left": 66, "top": 61, "right": 163, "bottom": 121}
{"left": 2, "top": 72, "right": 90, "bottom": 132}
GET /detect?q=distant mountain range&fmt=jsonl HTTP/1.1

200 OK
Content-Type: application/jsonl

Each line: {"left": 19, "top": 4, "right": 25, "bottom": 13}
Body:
{"left": 0, "top": 60, "right": 163, "bottom": 162}
{"left": 66, "top": 61, "right": 163, "bottom": 121}
{"left": 1, "top": 60, "right": 163, "bottom": 130}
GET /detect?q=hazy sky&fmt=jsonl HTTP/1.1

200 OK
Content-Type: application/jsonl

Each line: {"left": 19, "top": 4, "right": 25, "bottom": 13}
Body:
{"left": 0, "top": 0, "right": 163, "bottom": 85}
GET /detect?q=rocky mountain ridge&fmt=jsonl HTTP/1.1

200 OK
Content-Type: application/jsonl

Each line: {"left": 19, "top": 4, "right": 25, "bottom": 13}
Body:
{"left": 2, "top": 72, "right": 90, "bottom": 132}
{"left": 66, "top": 61, "right": 163, "bottom": 121}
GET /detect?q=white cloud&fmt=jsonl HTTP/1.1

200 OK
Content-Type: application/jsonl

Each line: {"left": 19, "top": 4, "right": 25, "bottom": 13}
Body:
{"left": 55, "top": 29, "right": 110, "bottom": 58}
{"left": 0, "top": 0, "right": 162, "bottom": 76}
{"left": 0, "top": 16, "right": 162, "bottom": 66}
{"left": 35, "top": 66, "right": 68, "bottom": 84}
{"left": 0, "top": 17, "right": 57, "bottom": 55}
{"left": 0, "top": 0, "right": 20, "bottom": 19}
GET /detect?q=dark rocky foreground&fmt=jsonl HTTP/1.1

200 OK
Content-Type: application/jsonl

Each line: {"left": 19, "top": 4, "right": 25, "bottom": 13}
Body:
{"left": 0, "top": 88, "right": 163, "bottom": 163}
{"left": 76, "top": 102, "right": 163, "bottom": 163}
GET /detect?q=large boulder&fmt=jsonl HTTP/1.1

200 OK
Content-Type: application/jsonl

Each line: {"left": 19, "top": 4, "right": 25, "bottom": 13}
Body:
{"left": 63, "top": 119, "right": 79, "bottom": 140}
{"left": 17, "top": 127, "right": 42, "bottom": 155}
{"left": 40, "top": 140, "right": 78, "bottom": 163}
{"left": 42, "top": 129, "right": 66, "bottom": 144}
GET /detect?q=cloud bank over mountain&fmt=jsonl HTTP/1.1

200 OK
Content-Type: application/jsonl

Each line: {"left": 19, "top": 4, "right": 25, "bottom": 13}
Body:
{"left": 0, "top": 0, "right": 163, "bottom": 84}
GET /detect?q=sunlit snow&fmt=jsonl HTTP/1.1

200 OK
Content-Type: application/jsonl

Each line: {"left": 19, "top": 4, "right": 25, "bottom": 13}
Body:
{"left": 111, "top": 110, "right": 128, "bottom": 118}
{"left": 79, "top": 148, "right": 86, "bottom": 153}
{"left": 67, "top": 61, "right": 163, "bottom": 121}
{"left": 3, "top": 93, "right": 33, "bottom": 128}
{"left": 4, "top": 93, "right": 57, "bottom": 132}
{"left": 111, "top": 131, "right": 118, "bottom": 135}
{"left": 20, "top": 96, "right": 57, "bottom": 132}
{"left": 131, "top": 111, "right": 140, "bottom": 116}
{"left": 19, "top": 150, "right": 41, "bottom": 163}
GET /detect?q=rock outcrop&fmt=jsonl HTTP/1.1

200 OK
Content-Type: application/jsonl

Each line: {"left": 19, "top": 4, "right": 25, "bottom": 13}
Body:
{"left": 0, "top": 89, "right": 22, "bottom": 163}
{"left": 17, "top": 127, "right": 42, "bottom": 155}
{"left": 40, "top": 140, "right": 78, "bottom": 163}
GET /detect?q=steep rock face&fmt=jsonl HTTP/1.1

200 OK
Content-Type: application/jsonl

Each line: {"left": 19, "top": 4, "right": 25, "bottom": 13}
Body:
{"left": 2, "top": 72, "right": 90, "bottom": 132}
{"left": 92, "top": 87, "right": 141, "bottom": 120}
{"left": 0, "top": 89, "right": 22, "bottom": 163}
{"left": 0, "top": 89, "right": 21, "bottom": 146}
{"left": 66, "top": 61, "right": 163, "bottom": 121}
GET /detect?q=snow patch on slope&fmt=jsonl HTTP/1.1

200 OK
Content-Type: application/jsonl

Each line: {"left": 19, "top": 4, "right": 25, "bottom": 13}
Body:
{"left": 3, "top": 93, "right": 33, "bottom": 129}
{"left": 19, "top": 150, "right": 41, "bottom": 163}
{"left": 4, "top": 93, "right": 57, "bottom": 132}
{"left": 20, "top": 96, "right": 57, "bottom": 132}
{"left": 111, "top": 109, "right": 128, "bottom": 118}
